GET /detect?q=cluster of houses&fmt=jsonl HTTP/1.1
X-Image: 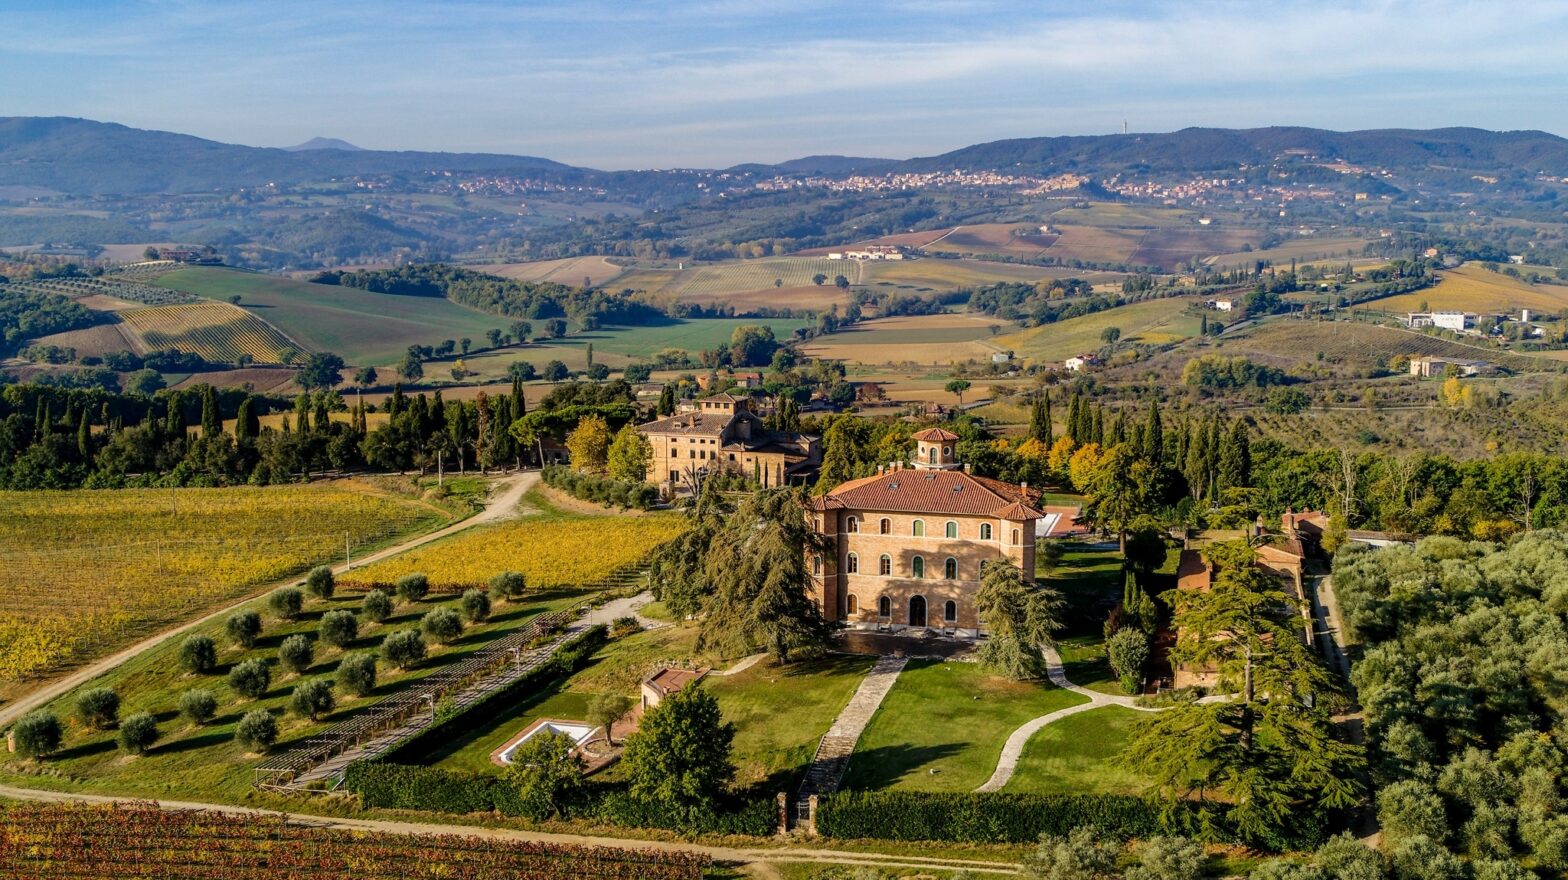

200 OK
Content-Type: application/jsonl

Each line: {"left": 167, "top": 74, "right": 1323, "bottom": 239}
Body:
{"left": 1405, "top": 309, "right": 1547, "bottom": 338}
{"left": 826, "top": 245, "right": 909, "bottom": 261}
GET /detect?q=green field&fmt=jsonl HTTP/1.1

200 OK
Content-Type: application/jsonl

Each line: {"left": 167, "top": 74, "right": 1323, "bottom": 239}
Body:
{"left": 1204, "top": 236, "right": 1373, "bottom": 271}
{"left": 1049, "top": 202, "right": 1196, "bottom": 228}
{"left": 842, "top": 659, "right": 1086, "bottom": 793}
{"left": 1002, "top": 705, "right": 1152, "bottom": 795}
{"left": 995, "top": 297, "right": 1205, "bottom": 362}
{"left": 860, "top": 257, "right": 1067, "bottom": 292}
{"left": 150, "top": 267, "right": 510, "bottom": 365}
{"left": 617, "top": 257, "right": 854, "bottom": 303}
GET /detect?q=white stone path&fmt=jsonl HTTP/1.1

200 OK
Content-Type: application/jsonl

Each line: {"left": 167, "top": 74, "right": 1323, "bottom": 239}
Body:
{"left": 975, "top": 643, "right": 1230, "bottom": 792}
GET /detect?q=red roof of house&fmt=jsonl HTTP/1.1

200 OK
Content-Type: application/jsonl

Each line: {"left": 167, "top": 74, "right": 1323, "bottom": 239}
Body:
{"left": 912, "top": 427, "right": 960, "bottom": 442}
{"left": 817, "top": 467, "right": 1043, "bottom": 518}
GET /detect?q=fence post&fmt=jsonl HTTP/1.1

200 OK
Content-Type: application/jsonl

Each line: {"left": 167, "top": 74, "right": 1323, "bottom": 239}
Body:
{"left": 776, "top": 792, "right": 789, "bottom": 835}
{"left": 807, "top": 794, "right": 819, "bottom": 837}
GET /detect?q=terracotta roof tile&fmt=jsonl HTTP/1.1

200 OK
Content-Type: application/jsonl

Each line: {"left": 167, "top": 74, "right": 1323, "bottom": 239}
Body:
{"left": 820, "top": 468, "right": 1042, "bottom": 518}
{"left": 912, "top": 427, "right": 961, "bottom": 442}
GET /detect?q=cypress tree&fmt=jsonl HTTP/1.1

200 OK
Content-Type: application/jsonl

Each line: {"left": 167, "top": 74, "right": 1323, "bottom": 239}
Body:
{"left": 35, "top": 400, "right": 50, "bottom": 441}
{"left": 201, "top": 385, "right": 221, "bottom": 439}
{"left": 1091, "top": 404, "right": 1104, "bottom": 446}
{"left": 77, "top": 410, "right": 92, "bottom": 461}
{"left": 293, "top": 394, "right": 310, "bottom": 434}
{"left": 1219, "top": 420, "right": 1251, "bottom": 492}
{"left": 1028, "top": 395, "right": 1052, "bottom": 444}
{"left": 511, "top": 376, "right": 525, "bottom": 418}
{"left": 1108, "top": 410, "right": 1127, "bottom": 447}
{"left": 657, "top": 383, "right": 676, "bottom": 416}
{"left": 164, "top": 393, "right": 183, "bottom": 438}
{"left": 235, "top": 396, "right": 258, "bottom": 443}
{"left": 313, "top": 394, "right": 330, "bottom": 433}
{"left": 389, "top": 383, "right": 405, "bottom": 418}
{"left": 1143, "top": 399, "right": 1164, "bottom": 465}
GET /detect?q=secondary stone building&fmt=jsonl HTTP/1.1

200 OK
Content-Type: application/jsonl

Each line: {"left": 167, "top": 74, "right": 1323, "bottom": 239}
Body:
{"left": 807, "top": 428, "right": 1044, "bottom": 637}
{"left": 636, "top": 394, "right": 820, "bottom": 495}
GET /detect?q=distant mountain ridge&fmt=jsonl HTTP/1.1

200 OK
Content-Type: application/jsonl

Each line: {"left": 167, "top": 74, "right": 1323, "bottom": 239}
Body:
{"left": 283, "top": 137, "right": 363, "bottom": 152}
{"left": 2, "top": 117, "right": 1567, "bottom": 197}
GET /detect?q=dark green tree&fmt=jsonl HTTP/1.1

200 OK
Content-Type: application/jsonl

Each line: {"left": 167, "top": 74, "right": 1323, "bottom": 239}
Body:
{"left": 620, "top": 685, "right": 736, "bottom": 818}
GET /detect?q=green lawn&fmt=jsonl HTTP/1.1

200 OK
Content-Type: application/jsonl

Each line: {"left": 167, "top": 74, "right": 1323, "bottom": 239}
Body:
{"left": 708, "top": 653, "right": 876, "bottom": 789}
{"left": 841, "top": 659, "right": 1087, "bottom": 793}
{"left": 1040, "top": 542, "right": 1124, "bottom": 638}
{"left": 404, "top": 624, "right": 704, "bottom": 775}
{"left": 1002, "top": 705, "right": 1153, "bottom": 796}
{"left": 1055, "top": 635, "right": 1123, "bottom": 696}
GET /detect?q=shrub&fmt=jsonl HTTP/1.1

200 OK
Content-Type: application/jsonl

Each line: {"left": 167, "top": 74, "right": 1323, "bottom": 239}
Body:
{"left": 268, "top": 586, "right": 304, "bottom": 620}
{"left": 460, "top": 589, "right": 491, "bottom": 624}
{"left": 76, "top": 687, "right": 120, "bottom": 730}
{"left": 179, "top": 634, "right": 218, "bottom": 674}
{"left": 318, "top": 609, "right": 359, "bottom": 648}
{"left": 1022, "top": 826, "right": 1118, "bottom": 880}
{"left": 816, "top": 791, "right": 1170, "bottom": 843}
{"left": 540, "top": 464, "right": 660, "bottom": 510}
{"left": 421, "top": 608, "right": 463, "bottom": 645}
{"left": 291, "top": 678, "right": 336, "bottom": 720}
{"left": 1313, "top": 833, "right": 1385, "bottom": 880}
{"left": 362, "top": 588, "right": 393, "bottom": 623}
{"left": 228, "top": 658, "right": 272, "bottom": 699}
{"left": 621, "top": 685, "right": 735, "bottom": 816}
{"left": 337, "top": 652, "right": 378, "bottom": 696}
{"left": 503, "top": 730, "right": 585, "bottom": 820}
{"left": 488, "top": 571, "right": 526, "bottom": 602}
{"left": 610, "top": 615, "right": 643, "bottom": 638}
{"left": 117, "top": 712, "right": 158, "bottom": 755}
{"left": 178, "top": 689, "right": 217, "bottom": 725}
{"left": 11, "top": 711, "right": 62, "bottom": 758}
{"left": 234, "top": 709, "right": 278, "bottom": 753}
{"left": 305, "top": 565, "right": 335, "bottom": 600}
{"left": 226, "top": 610, "right": 262, "bottom": 648}
{"left": 395, "top": 573, "right": 429, "bottom": 604}
{"left": 381, "top": 629, "right": 426, "bottom": 668}
{"left": 1106, "top": 628, "right": 1150, "bottom": 695}
{"left": 1377, "top": 780, "right": 1448, "bottom": 848}
{"left": 1128, "top": 835, "right": 1206, "bottom": 880}
{"left": 278, "top": 634, "right": 314, "bottom": 675}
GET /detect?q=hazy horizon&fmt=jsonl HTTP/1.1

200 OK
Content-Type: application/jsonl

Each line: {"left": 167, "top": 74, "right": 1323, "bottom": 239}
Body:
{"left": 6, "top": 0, "right": 1568, "bottom": 168}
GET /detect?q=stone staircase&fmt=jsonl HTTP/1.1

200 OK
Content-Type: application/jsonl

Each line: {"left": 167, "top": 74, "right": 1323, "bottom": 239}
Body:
{"left": 794, "top": 655, "right": 907, "bottom": 828}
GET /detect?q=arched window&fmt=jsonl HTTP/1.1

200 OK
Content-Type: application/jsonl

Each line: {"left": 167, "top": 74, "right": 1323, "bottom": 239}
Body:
{"left": 878, "top": 554, "right": 892, "bottom": 576}
{"left": 812, "top": 555, "right": 822, "bottom": 575}
{"left": 1011, "top": 528, "right": 1021, "bottom": 545}
{"left": 980, "top": 523, "right": 993, "bottom": 540}
{"left": 912, "top": 556, "right": 925, "bottom": 578}
{"left": 846, "top": 516, "right": 859, "bottom": 533}
{"left": 928, "top": 447, "right": 937, "bottom": 464}
{"left": 878, "top": 596, "right": 891, "bottom": 617}
{"left": 944, "top": 600, "right": 957, "bottom": 623}
{"left": 912, "top": 520, "right": 925, "bottom": 537}
{"left": 847, "top": 594, "right": 859, "bottom": 615}
{"left": 944, "top": 557, "right": 957, "bottom": 579}
{"left": 879, "top": 518, "right": 891, "bottom": 535}
{"left": 945, "top": 521, "right": 958, "bottom": 538}
{"left": 846, "top": 553, "right": 859, "bottom": 574}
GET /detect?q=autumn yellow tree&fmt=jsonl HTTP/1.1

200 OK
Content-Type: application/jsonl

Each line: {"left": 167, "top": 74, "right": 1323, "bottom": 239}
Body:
{"left": 607, "top": 422, "right": 652, "bottom": 483}
{"left": 566, "top": 415, "right": 612, "bottom": 474}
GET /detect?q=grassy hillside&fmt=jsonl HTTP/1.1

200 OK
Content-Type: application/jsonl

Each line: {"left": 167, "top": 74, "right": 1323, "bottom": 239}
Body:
{"left": 801, "top": 313, "right": 1005, "bottom": 365}
{"left": 149, "top": 267, "right": 509, "bottom": 365}
{"left": 117, "top": 301, "right": 300, "bottom": 363}
{"left": 1369, "top": 264, "right": 1568, "bottom": 314}
{"left": 1219, "top": 319, "right": 1560, "bottom": 372}
{"left": 486, "top": 255, "right": 625, "bottom": 287}
{"left": 995, "top": 297, "right": 1204, "bottom": 362}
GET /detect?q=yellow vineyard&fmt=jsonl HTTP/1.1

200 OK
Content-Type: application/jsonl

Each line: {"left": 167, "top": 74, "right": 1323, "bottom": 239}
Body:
{"left": 117, "top": 301, "right": 300, "bottom": 363}
{"left": 348, "top": 512, "right": 688, "bottom": 591}
{"left": 0, "top": 483, "right": 445, "bottom": 682}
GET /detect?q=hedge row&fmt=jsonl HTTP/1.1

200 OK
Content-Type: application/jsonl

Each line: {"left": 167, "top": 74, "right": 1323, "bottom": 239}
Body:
{"left": 816, "top": 791, "right": 1167, "bottom": 843}
{"left": 542, "top": 465, "right": 660, "bottom": 510}
{"left": 344, "top": 764, "right": 774, "bottom": 837}
{"left": 385, "top": 625, "right": 607, "bottom": 760}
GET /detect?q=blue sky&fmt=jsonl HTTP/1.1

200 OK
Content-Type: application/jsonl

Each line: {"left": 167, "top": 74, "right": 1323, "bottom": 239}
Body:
{"left": 5, "top": 0, "right": 1567, "bottom": 168}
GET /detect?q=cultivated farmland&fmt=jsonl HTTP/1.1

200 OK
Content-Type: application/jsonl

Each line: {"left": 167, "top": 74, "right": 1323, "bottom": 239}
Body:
{"left": 117, "top": 301, "right": 300, "bottom": 363}
{"left": 1219, "top": 319, "right": 1560, "bottom": 372}
{"left": 487, "top": 254, "right": 625, "bottom": 287}
{"left": 801, "top": 313, "right": 1007, "bottom": 365}
{"left": 616, "top": 256, "right": 856, "bottom": 307}
{"left": 346, "top": 511, "right": 687, "bottom": 591}
{"left": 0, "top": 482, "right": 445, "bottom": 687}
{"left": 994, "top": 297, "right": 1205, "bottom": 362}
{"left": 149, "top": 267, "right": 510, "bottom": 366}
{"left": 920, "top": 223, "right": 1058, "bottom": 258}
{"left": 0, "top": 803, "right": 711, "bottom": 880}
{"left": 1368, "top": 263, "right": 1568, "bottom": 314}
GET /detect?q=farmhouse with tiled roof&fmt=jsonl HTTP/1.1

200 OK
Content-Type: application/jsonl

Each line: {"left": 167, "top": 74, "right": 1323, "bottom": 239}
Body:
{"left": 806, "top": 427, "right": 1043, "bottom": 636}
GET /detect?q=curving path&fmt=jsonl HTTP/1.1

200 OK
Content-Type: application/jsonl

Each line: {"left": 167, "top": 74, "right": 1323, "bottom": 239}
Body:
{"left": 975, "top": 643, "right": 1163, "bottom": 792}
{"left": 0, "top": 471, "right": 538, "bottom": 729}
{"left": 0, "top": 783, "right": 1020, "bottom": 876}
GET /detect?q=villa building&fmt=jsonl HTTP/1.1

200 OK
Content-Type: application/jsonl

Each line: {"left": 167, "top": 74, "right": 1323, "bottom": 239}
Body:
{"left": 636, "top": 394, "right": 819, "bottom": 495}
{"left": 806, "top": 428, "right": 1044, "bottom": 636}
